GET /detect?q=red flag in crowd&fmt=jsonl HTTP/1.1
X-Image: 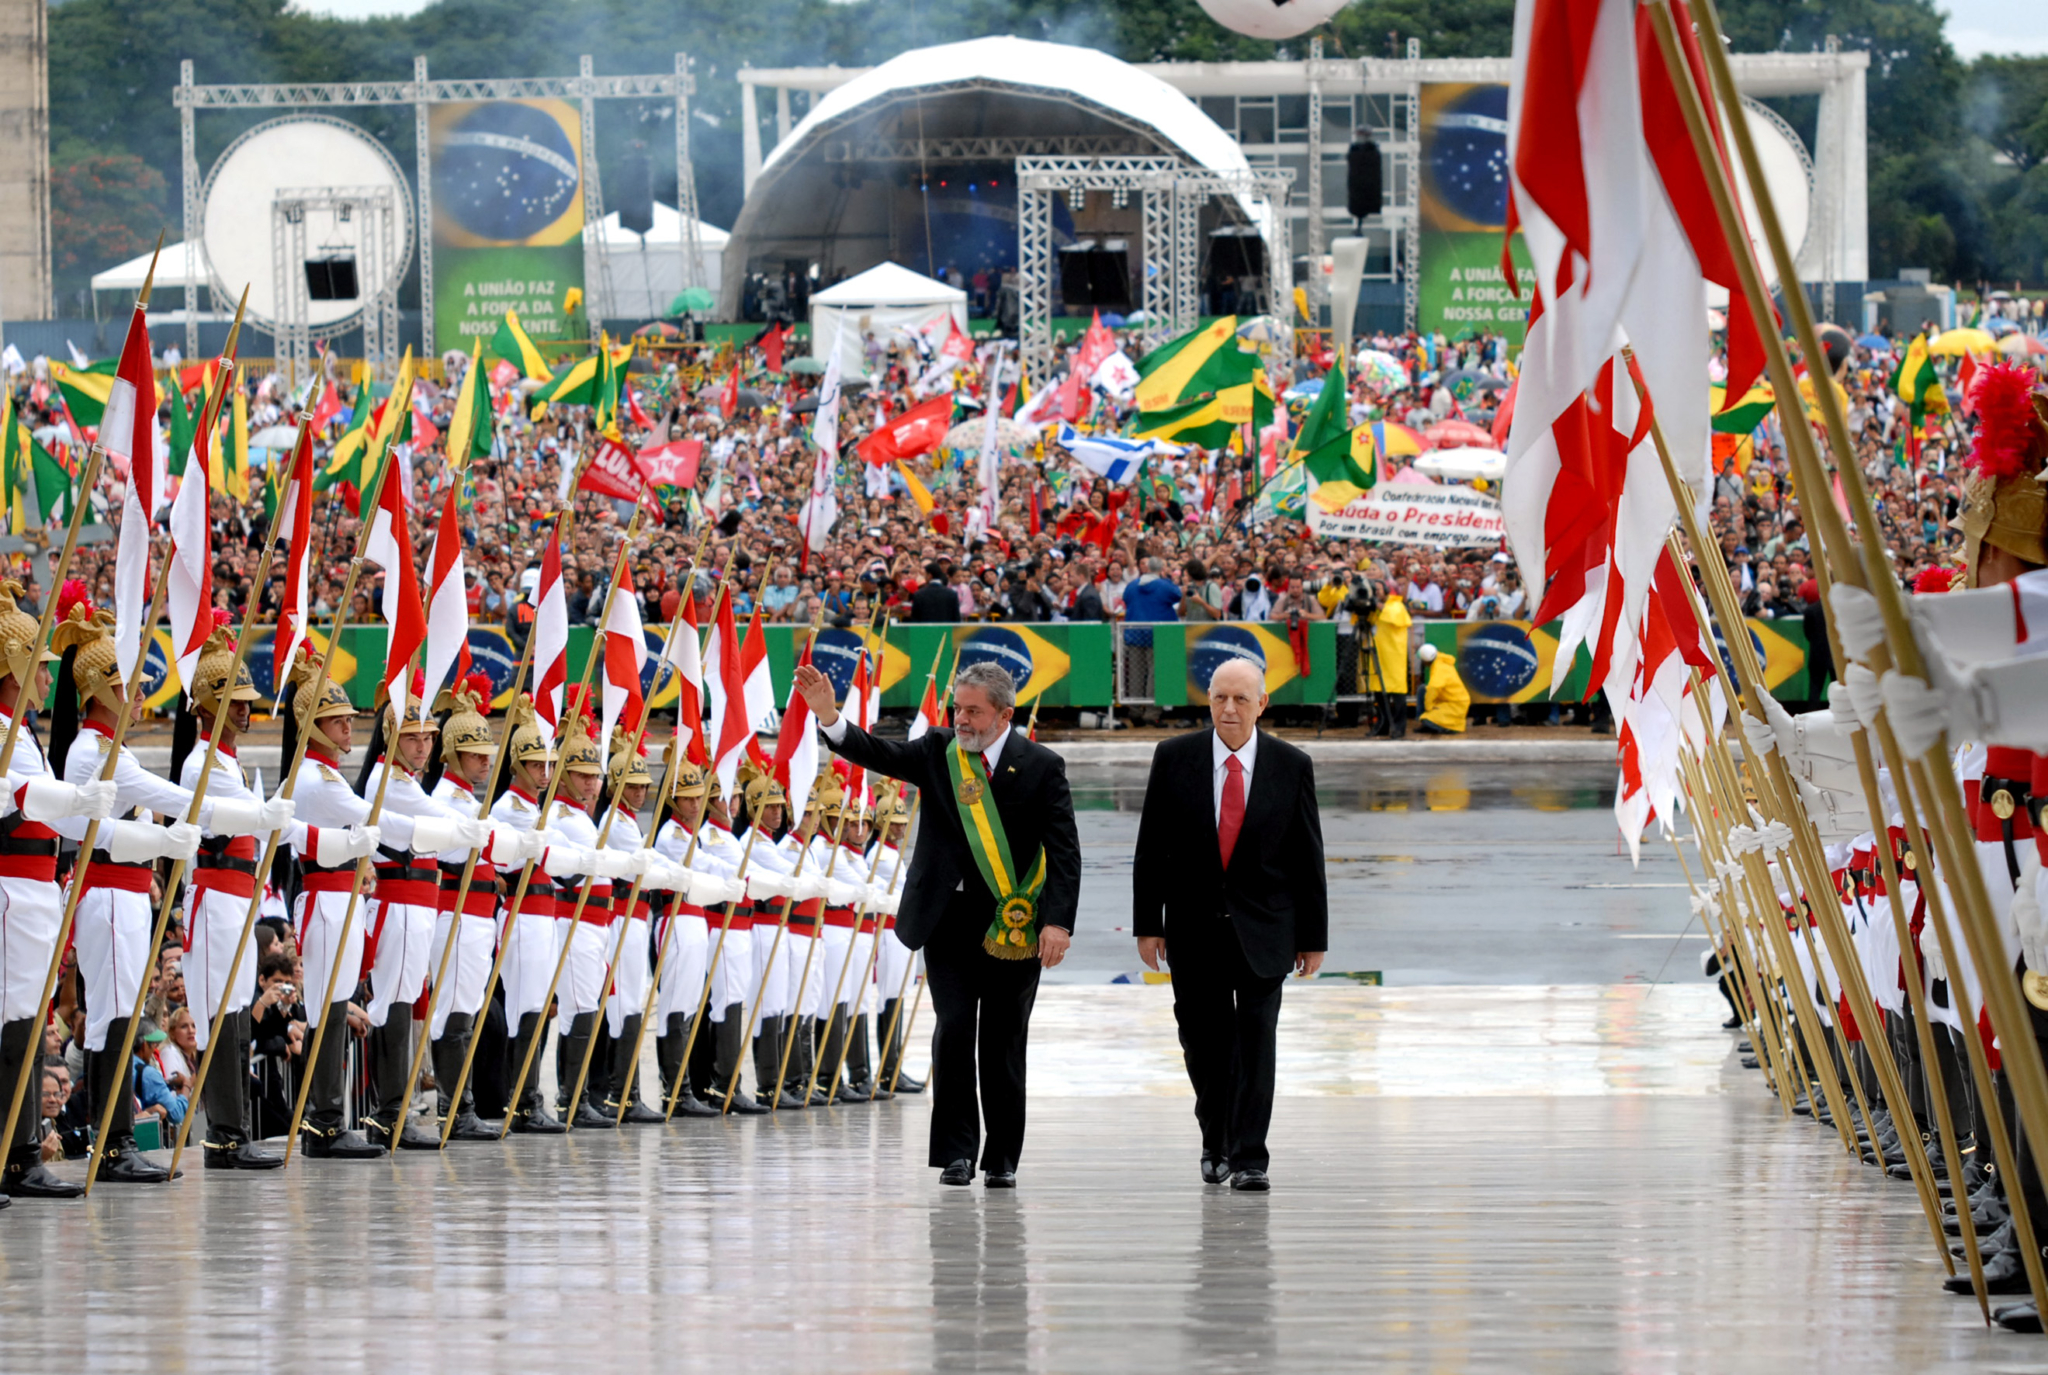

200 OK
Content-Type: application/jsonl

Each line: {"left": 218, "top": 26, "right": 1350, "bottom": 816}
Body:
{"left": 856, "top": 394, "right": 952, "bottom": 466}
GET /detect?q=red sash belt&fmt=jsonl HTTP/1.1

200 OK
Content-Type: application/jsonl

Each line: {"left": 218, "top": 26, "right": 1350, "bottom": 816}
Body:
{"left": 89, "top": 861, "right": 155, "bottom": 893}
{"left": 823, "top": 907, "right": 858, "bottom": 929}
{"left": 372, "top": 879, "right": 439, "bottom": 907}
{"left": 302, "top": 871, "right": 361, "bottom": 894}
{"left": 192, "top": 870, "right": 257, "bottom": 901}
{"left": 441, "top": 887, "right": 500, "bottom": 919}
{"left": 0, "top": 856, "right": 57, "bottom": 881}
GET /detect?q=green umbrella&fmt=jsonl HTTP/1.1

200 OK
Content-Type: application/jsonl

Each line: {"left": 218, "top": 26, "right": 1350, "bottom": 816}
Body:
{"left": 784, "top": 356, "right": 827, "bottom": 374}
{"left": 668, "top": 287, "right": 716, "bottom": 315}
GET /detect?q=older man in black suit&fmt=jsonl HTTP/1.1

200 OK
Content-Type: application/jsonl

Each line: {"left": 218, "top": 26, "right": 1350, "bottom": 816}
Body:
{"left": 794, "top": 659, "right": 1080, "bottom": 1189}
{"left": 1133, "top": 658, "right": 1327, "bottom": 1191}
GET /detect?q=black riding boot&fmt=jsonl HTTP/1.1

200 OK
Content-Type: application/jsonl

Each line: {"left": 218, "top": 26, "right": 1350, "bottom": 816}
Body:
{"left": 363, "top": 1016, "right": 439, "bottom": 1150}
{"left": 87, "top": 1018, "right": 172, "bottom": 1183}
{"left": 612, "top": 1014, "right": 665, "bottom": 1123}
{"left": 506, "top": 1011, "right": 564, "bottom": 1135}
{"left": 714, "top": 1006, "right": 767, "bottom": 1114}
{"left": 200, "top": 1010, "right": 282, "bottom": 1169}
{"left": 837, "top": 1014, "right": 874, "bottom": 1102}
{"left": 434, "top": 1013, "right": 496, "bottom": 1141}
{"left": 301, "top": 1004, "right": 383, "bottom": 1159}
{"left": 560, "top": 1013, "right": 616, "bottom": 1129}
{"left": 818, "top": 1009, "right": 851, "bottom": 1105}
{"left": 880, "top": 999, "right": 925, "bottom": 1094}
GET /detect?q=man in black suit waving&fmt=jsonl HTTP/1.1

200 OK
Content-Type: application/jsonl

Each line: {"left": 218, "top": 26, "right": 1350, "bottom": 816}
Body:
{"left": 794, "top": 659, "right": 1080, "bottom": 1189}
{"left": 1133, "top": 658, "right": 1327, "bottom": 1192}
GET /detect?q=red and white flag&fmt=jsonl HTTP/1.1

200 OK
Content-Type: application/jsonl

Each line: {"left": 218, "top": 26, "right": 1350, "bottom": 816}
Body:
{"left": 532, "top": 531, "right": 569, "bottom": 734}
{"left": 601, "top": 564, "right": 647, "bottom": 748}
{"left": 167, "top": 375, "right": 221, "bottom": 691}
{"left": 273, "top": 424, "right": 316, "bottom": 683}
{"left": 104, "top": 303, "right": 161, "bottom": 678}
{"left": 770, "top": 631, "right": 821, "bottom": 804}
{"left": 837, "top": 650, "right": 878, "bottom": 810}
{"left": 364, "top": 456, "right": 427, "bottom": 724}
{"left": 718, "top": 365, "right": 740, "bottom": 420}
{"left": 664, "top": 588, "right": 709, "bottom": 766}
{"left": 739, "top": 606, "right": 775, "bottom": 747}
{"left": 705, "top": 587, "right": 749, "bottom": 799}
{"left": 422, "top": 479, "right": 468, "bottom": 702}
{"left": 906, "top": 670, "right": 943, "bottom": 742}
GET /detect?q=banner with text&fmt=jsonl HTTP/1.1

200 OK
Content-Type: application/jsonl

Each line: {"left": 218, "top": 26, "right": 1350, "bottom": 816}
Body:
{"left": 1416, "top": 82, "right": 1532, "bottom": 344}
{"left": 1306, "top": 482, "right": 1505, "bottom": 547}
{"left": 429, "top": 97, "right": 587, "bottom": 356}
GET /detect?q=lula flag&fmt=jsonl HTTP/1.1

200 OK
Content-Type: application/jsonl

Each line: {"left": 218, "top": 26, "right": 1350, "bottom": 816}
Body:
{"left": 1055, "top": 423, "right": 1169, "bottom": 485}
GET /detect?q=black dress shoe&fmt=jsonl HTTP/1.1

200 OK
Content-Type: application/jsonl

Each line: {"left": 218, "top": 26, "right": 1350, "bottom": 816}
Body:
{"left": 984, "top": 1168, "right": 1017, "bottom": 1189}
{"left": 1230, "top": 1168, "right": 1270, "bottom": 1192}
{"left": 1995, "top": 1301, "right": 2043, "bottom": 1333}
{"left": 771, "top": 1090, "right": 810, "bottom": 1111}
{"left": 720, "top": 1090, "right": 769, "bottom": 1116}
{"left": 1200, "top": 1155, "right": 1233, "bottom": 1185}
{"left": 890, "top": 1073, "right": 926, "bottom": 1095}
{"left": 363, "top": 1115, "right": 442, "bottom": 1151}
{"left": 301, "top": 1126, "right": 386, "bottom": 1160}
{"left": 205, "top": 1137, "right": 285, "bottom": 1171}
{"left": 1722, "top": 1014, "right": 1742, "bottom": 1029}
{"left": 615, "top": 1100, "right": 668, "bottom": 1126}
{"left": 445, "top": 1112, "right": 500, "bottom": 1142}
{"left": 508, "top": 1102, "right": 566, "bottom": 1135}
{"left": 6, "top": 1153, "right": 85, "bottom": 1197}
{"left": 833, "top": 1081, "right": 873, "bottom": 1104}
{"left": 93, "top": 1136, "right": 173, "bottom": 1183}
{"left": 940, "top": 1159, "right": 974, "bottom": 1186}
{"left": 670, "top": 1092, "right": 721, "bottom": 1119}
{"left": 1948, "top": 1244, "right": 2034, "bottom": 1295}
{"left": 571, "top": 1099, "right": 618, "bottom": 1129}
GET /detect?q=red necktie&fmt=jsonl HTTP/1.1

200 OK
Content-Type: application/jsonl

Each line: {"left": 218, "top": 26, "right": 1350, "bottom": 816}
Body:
{"left": 1218, "top": 753, "right": 1245, "bottom": 871}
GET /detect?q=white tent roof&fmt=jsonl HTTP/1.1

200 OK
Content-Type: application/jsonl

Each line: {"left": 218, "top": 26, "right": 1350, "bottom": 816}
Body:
{"left": 90, "top": 243, "right": 209, "bottom": 294}
{"left": 811, "top": 262, "right": 965, "bottom": 308}
{"left": 595, "top": 201, "right": 729, "bottom": 250}
{"left": 762, "top": 36, "right": 1250, "bottom": 183}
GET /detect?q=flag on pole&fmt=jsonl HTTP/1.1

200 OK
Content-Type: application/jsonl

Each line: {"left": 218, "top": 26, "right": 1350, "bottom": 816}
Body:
{"left": 445, "top": 339, "right": 493, "bottom": 467}
{"left": 837, "top": 650, "right": 877, "bottom": 809}
{"left": 601, "top": 564, "right": 647, "bottom": 747}
{"left": 906, "top": 669, "right": 944, "bottom": 742}
{"left": 1288, "top": 363, "right": 1377, "bottom": 511}
{"left": 422, "top": 479, "right": 468, "bottom": 701}
{"left": 664, "top": 588, "right": 709, "bottom": 766}
{"left": 1055, "top": 422, "right": 1166, "bottom": 486}
{"left": 706, "top": 586, "right": 750, "bottom": 799}
{"left": 166, "top": 378, "right": 217, "bottom": 693}
{"left": 718, "top": 365, "right": 740, "bottom": 420}
{"left": 491, "top": 311, "right": 554, "bottom": 382}
{"left": 2, "top": 393, "right": 68, "bottom": 532}
{"left": 855, "top": 394, "right": 953, "bottom": 466}
{"left": 770, "top": 629, "right": 820, "bottom": 802}
{"left": 273, "top": 424, "right": 316, "bottom": 682}
{"left": 364, "top": 449, "right": 427, "bottom": 725}
{"left": 532, "top": 529, "right": 569, "bottom": 733}
{"left": 104, "top": 298, "right": 162, "bottom": 680}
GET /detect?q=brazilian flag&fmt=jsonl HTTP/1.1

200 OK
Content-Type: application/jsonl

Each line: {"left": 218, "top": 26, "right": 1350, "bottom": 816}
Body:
{"left": 1291, "top": 363, "right": 1375, "bottom": 511}
{"left": 491, "top": 310, "right": 553, "bottom": 382}
{"left": 1135, "top": 317, "right": 1255, "bottom": 412}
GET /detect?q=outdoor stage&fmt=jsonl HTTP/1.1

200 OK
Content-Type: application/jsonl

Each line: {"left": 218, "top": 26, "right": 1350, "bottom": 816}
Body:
{"left": 0, "top": 762, "right": 2010, "bottom": 1370}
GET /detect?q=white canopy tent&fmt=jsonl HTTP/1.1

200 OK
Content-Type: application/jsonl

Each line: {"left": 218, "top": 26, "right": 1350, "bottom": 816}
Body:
{"left": 593, "top": 202, "right": 730, "bottom": 320}
{"left": 90, "top": 243, "right": 210, "bottom": 295}
{"left": 808, "top": 263, "right": 967, "bottom": 379}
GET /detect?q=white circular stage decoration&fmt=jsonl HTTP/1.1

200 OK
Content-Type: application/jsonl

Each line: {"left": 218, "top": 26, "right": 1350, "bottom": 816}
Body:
{"left": 1195, "top": 0, "right": 1352, "bottom": 40}
{"left": 1707, "top": 98, "right": 1812, "bottom": 305}
{"left": 199, "top": 115, "right": 415, "bottom": 333}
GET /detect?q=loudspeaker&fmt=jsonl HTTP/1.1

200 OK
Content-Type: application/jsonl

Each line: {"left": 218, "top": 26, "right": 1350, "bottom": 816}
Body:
{"left": 304, "top": 255, "right": 359, "bottom": 301}
{"left": 617, "top": 147, "right": 655, "bottom": 236}
{"left": 1347, "top": 137, "right": 1383, "bottom": 220}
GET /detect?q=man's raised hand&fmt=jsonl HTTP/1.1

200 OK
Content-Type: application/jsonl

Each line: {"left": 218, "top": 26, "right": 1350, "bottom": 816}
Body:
{"left": 793, "top": 663, "right": 840, "bottom": 726}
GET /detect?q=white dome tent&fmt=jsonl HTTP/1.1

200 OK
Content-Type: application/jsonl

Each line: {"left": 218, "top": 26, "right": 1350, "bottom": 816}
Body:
{"left": 594, "top": 202, "right": 729, "bottom": 321}
{"left": 808, "top": 263, "right": 967, "bottom": 380}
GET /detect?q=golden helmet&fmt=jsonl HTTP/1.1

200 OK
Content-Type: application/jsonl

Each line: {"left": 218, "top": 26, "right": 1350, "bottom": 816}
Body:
{"left": 744, "top": 770, "right": 788, "bottom": 817}
{"left": 188, "top": 617, "right": 259, "bottom": 712}
{"left": 671, "top": 760, "right": 711, "bottom": 800}
{"left": 806, "top": 769, "right": 842, "bottom": 814}
{"left": 609, "top": 730, "right": 653, "bottom": 789}
{"left": 506, "top": 695, "right": 555, "bottom": 770}
{"left": 561, "top": 726, "right": 605, "bottom": 776}
{"left": 440, "top": 674, "right": 496, "bottom": 762}
{"left": 387, "top": 669, "right": 438, "bottom": 736}
{"left": 874, "top": 785, "right": 910, "bottom": 829}
{"left": 0, "top": 579, "right": 57, "bottom": 686}
{"left": 289, "top": 651, "right": 355, "bottom": 722}
{"left": 50, "top": 591, "right": 123, "bottom": 714}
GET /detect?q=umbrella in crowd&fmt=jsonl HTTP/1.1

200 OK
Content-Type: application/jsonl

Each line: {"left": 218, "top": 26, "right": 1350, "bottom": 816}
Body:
{"left": 1999, "top": 332, "right": 2048, "bottom": 357}
{"left": 1237, "top": 316, "right": 1289, "bottom": 347}
{"left": 1354, "top": 348, "right": 1407, "bottom": 391}
{"left": 634, "top": 321, "right": 681, "bottom": 339}
{"left": 248, "top": 424, "right": 301, "bottom": 450}
{"left": 668, "top": 287, "right": 716, "bottom": 315}
{"left": 1099, "top": 313, "right": 1127, "bottom": 329}
{"left": 1422, "top": 419, "right": 1492, "bottom": 450}
{"left": 944, "top": 418, "right": 1038, "bottom": 452}
{"left": 1985, "top": 317, "right": 2019, "bottom": 337}
{"left": 1928, "top": 327, "right": 1997, "bottom": 356}
{"left": 785, "top": 356, "right": 828, "bottom": 375}
{"left": 1857, "top": 333, "right": 1891, "bottom": 351}
{"left": 1413, "top": 447, "right": 1506, "bottom": 482}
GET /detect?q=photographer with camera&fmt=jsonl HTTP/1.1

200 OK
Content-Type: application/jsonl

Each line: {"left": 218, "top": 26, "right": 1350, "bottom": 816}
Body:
{"left": 1365, "top": 580, "right": 1411, "bottom": 739}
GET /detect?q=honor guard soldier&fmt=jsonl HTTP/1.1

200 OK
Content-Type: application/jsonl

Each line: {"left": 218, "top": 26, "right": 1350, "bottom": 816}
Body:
{"left": 869, "top": 786, "right": 925, "bottom": 1093}
{"left": 730, "top": 760, "right": 800, "bottom": 1109}
{"left": 650, "top": 756, "right": 727, "bottom": 1117}
{"left": 357, "top": 675, "right": 505, "bottom": 1149}
{"left": 778, "top": 774, "right": 842, "bottom": 1105}
{"left": 50, "top": 595, "right": 280, "bottom": 1183}
{"left": 282, "top": 654, "right": 419, "bottom": 1159}
{"left": 737, "top": 769, "right": 812, "bottom": 1109}
{"left": 428, "top": 675, "right": 532, "bottom": 1140}
{"left": 0, "top": 582, "right": 118, "bottom": 1203}
{"left": 178, "top": 621, "right": 295, "bottom": 1169}
{"left": 819, "top": 791, "right": 878, "bottom": 1103}
{"left": 545, "top": 721, "right": 646, "bottom": 1128}
{"left": 658, "top": 768, "right": 759, "bottom": 1112}
{"left": 597, "top": 734, "right": 666, "bottom": 1124}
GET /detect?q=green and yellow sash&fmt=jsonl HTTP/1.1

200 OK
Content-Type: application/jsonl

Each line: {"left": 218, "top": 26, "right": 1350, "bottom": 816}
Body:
{"left": 948, "top": 739, "right": 1048, "bottom": 960}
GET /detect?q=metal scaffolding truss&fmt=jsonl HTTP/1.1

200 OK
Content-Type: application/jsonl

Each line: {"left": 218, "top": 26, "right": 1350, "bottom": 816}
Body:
{"left": 1015, "top": 157, "right": 1293, "bottom": 380}
{"left": 1401, "top": 39, "right": 1422, "bottom": 332}
{"left": 822, "top": 134, "right": 1148, "bottom": 163}
{"left": 174, "top": 54, "right": 706, "bottom": 361}
{"left": 270, "top": 187, "right": 400, "bottom": 386}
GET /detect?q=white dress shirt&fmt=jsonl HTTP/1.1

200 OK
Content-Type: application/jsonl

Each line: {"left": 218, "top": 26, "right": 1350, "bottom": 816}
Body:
{"left": 1212, "top": 728, "right": 1258, "bottom": 824}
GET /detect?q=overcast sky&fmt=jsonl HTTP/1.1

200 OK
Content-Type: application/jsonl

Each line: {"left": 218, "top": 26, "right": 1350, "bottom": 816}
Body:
{"left": 289, "top": 0, "right": 2048, "bottom": 58}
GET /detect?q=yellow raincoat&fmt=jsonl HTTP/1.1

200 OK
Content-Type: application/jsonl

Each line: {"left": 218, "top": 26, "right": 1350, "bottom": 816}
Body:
{"left": 1366, "top": 594, "right": 1410, "bottom": 693}
{"left": 1420, "top": 653, "right": 1471, "bottom": 733}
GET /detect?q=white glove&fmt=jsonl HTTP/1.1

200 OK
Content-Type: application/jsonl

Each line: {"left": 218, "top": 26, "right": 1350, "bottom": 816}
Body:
{"left": 710, "top": 873, "right": 750, "bottom": 906}
{"left": 483, "top": 822, "right": 525, "bottom": 864}
{"left": 103, "top": 818, "right": 171, "bottom": 864}
{"left": 159, "top": 821, "right": 202, "bottom": 864}
{"left": 2013, "top": 855, "right": 2047, "bottom": 975}
{"left": 258, "top": 797, "right": 295, "bottom": 833}
{"left": 1923, "top": 932, "right": 1949, "bottom": 985}
{"left": 794, "top": 872, "right": 830, "bottom": 903}
{"left": 509, "top": 828, "right": 548, "bottom": 866}
{"left": 641, "top": 857, "right": 681, "bottom": 892}
{"left": 1756, "top": 820, "right": 1794, "bottom": 855}
{"left": 590, "top": 849, "right": 639, "bottom": 880}
{"left": 542, "top": 842, "right": 594, "bottom": 879}
{"left": 408, "top": 815, "right": 465, "bottom": 854}
{"left": 1827, "top": 682, "right": 1860, "bottom": 732}
{"left": 1845, "top": 664, "right": 1885, "bottom": 734}
{"left": 312, "top": 825, "right": 380, "bottom": 865}
{"left": 455, "top": 816, "right": 492, "bottom": 849}
{"left": 1880, "top": 671, "right": 1969, "bottom": 758}
{"left": 880, "top": 888, "right": 902, "bottom": 917}
{"left": 1725, "top": 824, "right": 1764, "bottom": 856}
{"left": 19, "top": 776, "right": 116, "bottom": 822}
{"left": 614, "top": 849, "right": 652, "bottom": 881}
{"left": 1828, "top": 583, "right": 1887, "bottom": 661}
{"left": 204, "top": 797, "right": 266, "bottom": 836}
{"left": 745, "top": 871, "right": 794, "bottom": 902}
{"left": 826, "top": 878, "right": 863, "bottom": 908}
{"left": 860, "top": 883, "right": 889, "bottom": 911}
{"left": 1740, "top": 712, "right": 1778, "bottom": 760}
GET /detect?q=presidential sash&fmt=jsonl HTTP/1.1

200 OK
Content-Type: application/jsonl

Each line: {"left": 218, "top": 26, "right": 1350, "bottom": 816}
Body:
{"left": 948, "top": 740, "right": 1048, "bottom": 960}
